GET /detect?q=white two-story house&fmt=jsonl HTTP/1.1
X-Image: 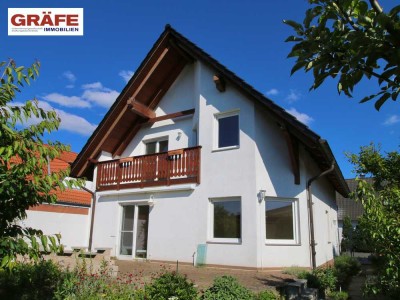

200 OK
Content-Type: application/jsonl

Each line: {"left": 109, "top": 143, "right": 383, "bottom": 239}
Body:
{"left": 71, "top": 25, "right": 349, "bottom": 269}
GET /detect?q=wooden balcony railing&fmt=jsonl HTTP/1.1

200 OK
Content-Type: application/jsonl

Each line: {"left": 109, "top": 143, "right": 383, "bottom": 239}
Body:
{"left": 96, "top": 146, "right": 201, "bottom": 191}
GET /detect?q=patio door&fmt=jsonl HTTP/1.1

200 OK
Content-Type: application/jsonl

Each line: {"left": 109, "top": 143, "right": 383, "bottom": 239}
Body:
{"left": 145, "top": 140, "right": 168, "bottom": 181}
{"left": 119, "top": 205, "right": 150, "bottom": 258}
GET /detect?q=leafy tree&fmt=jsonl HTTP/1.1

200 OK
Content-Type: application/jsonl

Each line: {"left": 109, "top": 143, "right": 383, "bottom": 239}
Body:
{"left": 0, "top": 59, "right": 80, "bottom": 269}
{"left": 341, "top": 216, "right": 354, "bottom": 253}
{"left": 285, "top": 0, "right": 400, "bottom": 110}
{"left": 348, "top": 144, "right": 400, "bottom": 297}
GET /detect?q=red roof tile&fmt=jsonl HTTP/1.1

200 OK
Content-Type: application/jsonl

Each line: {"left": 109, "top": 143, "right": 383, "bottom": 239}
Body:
{"left": 55, "top": 189, "right": 92, "bottom": 206}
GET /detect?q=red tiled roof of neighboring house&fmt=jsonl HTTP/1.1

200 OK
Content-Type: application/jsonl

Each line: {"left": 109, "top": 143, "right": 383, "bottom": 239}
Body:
{"left": 55, "top": 189, "right": 91, "bottom": 207}
{"left": 5, "top": 148, "right": 91, "bottom": 210}
{"left": 58, "top": 151, "right": 78, "bottom": 164}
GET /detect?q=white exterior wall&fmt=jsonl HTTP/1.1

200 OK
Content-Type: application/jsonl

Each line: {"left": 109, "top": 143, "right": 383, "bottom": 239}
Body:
{"left": 254, "top": 104, "right": 310, "bottom": 268}
{"left": 304, "top": 153, "right": 340, "bottom": 267}
{"left": 20, "top": 209, "right": 90, "bottom": 250}
{"left": 91, "top": 61, "right": 339, "bottom": 268}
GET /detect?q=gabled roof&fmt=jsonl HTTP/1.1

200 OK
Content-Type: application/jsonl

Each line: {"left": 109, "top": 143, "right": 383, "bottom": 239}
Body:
{"left": 71, "top": 25, "right": 350, "bottom": 197}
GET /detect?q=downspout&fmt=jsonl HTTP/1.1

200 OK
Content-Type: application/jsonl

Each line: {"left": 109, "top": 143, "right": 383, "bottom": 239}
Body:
{"left": 306, "top": 161, "right": 335, "bottom": 269}
{"left": 82, "top": 186, "right": 96, "bottom": 252}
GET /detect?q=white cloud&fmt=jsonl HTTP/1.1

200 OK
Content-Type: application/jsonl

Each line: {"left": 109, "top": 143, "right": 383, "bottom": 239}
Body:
{"left": 286, "top": 107, "right": 314, "bottom": 125}
{"left": 119, "top": 70, "right": 134, "bottom": 83}
{"left": 82, "top": 82, "right": 103, "bottom": 89}
{"left": 42, "top": 81, "right": 119, "bottom": 109}
{"left": 384, "top": 115, "right": 400, "bottom": 126}
{"left": 37, "top": 101, "right": 97, "bottom": 136}
{"left": 43, "top": 93, "right": 91, "bottom": 108}
{"left": 285, "top": 89, "right": 301, "bottom": 103}
{"left": 12, "top": 101, "right": 97, "bottom": 136}
{"left": 82, "top": 89, "right": 119, "bottom": 107}
{"left": 266, "top": 88, "right": 279, "bottom": 96}
{"left": 81, "top": 82, "right": 119, "bottom": 107}
{"left": 62, "top": 71, "right": 76, "bottom": 88}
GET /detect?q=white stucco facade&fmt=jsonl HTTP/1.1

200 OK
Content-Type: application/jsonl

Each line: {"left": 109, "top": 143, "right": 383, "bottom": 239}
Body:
{"left": 19, "top": 207, "right": 91, "bottom": 250}
{"left": 90, "top": 61, "right": 340, "bottom": 269}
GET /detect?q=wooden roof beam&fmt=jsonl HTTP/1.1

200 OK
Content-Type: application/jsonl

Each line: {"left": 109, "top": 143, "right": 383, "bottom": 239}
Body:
{"left": 144, "top": 108, "right": 195, "bottom": 125}
{"left": 213, "top": 75, "right": 226, "bottom": 92}
{"left": 127, "top": 98, "right": 156, "bottom": 119}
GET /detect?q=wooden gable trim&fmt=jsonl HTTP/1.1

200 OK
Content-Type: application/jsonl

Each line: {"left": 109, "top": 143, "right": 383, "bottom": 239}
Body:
{"left": 280, "top": 125, "right": 300, "bottom": 185}
{"left": 169, "top": 39, "right": 195, "bottom": 63}
{"left": 127, "top": 98, "right": 156, "bottom": 119}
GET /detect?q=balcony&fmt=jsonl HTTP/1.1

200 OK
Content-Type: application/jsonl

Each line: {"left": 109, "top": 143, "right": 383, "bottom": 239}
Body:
{"left": 96, "top": 146, "right": 201, "bottom": 191}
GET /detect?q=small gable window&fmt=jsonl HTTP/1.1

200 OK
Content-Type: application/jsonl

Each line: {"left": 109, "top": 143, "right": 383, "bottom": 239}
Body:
{"left": 215, "top": 111, "right": 239, "bottom": 150}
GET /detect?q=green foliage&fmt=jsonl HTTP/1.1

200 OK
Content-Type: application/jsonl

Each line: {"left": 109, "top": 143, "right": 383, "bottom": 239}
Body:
{"left": 298, "top": 268, "right": 337, "bottom": 295}
{"left": 0, "top": 260, "right": 65, "bottom": 300}
{"left": 334, "top": 255, "right": 361, "bottom": 288}
{"left": 0, "top": 59, "right": 82, "bottom": 269}
{"left": 285, "top": 0, "right": 400, "bottom": 110}
{"left": 145, "top": 272, "right": 198, "bottom": 300}
{"left": 54, "top": 258, "right": 139, "bottom": 300}
{"left": 255, "top": 289, "right": 279, "bottom": 300}
{"left": 326, "top": 290, "right": 349, "bottom": 300}
{"left": 201, "top": 275, "right": 254, "bottom": 300}
{"left": 348, "top": 144, "right": 400, "bottom": 296}
{"left": 341, "top": 216, "right": 354, "bottom": 252}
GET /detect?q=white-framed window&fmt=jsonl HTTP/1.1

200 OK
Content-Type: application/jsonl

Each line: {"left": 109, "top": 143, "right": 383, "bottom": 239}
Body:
{"left": 144, "top": 138, "right": 168, "bottom": 154}
{"left": 265, "top": 197, "right": 300, "bottom": 245}
{"left": 209, "top": 197, "right": 241, "bottom": 243}
{"left": 214, "top": 110, "right": 239, "bottom": 150}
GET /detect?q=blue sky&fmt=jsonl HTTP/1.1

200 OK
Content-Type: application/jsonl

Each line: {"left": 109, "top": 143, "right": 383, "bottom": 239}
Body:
{"left": 2, "top": 0, "right": 399, "bottom": 179}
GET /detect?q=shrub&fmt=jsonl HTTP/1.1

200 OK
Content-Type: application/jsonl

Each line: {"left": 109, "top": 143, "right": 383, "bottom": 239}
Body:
{"left": 298, "top": 268, "right": 337, "bottom": 295}
{"left": 202, "top": 275, "right": 254, "bottom": 300}
{"left": 255, "top": 289, "right": 279, "bottom": 300}
{"left": 145, "top": 272, "right": 198, "bottom": 300}
{"left": 334, "top": 255, "right": 361, "bottom": 288}
{"left": 54, "top": 258, "right": 138, "bottom": 300}
{"left": 0, "top": 260, "right": 65, "bottom": 300}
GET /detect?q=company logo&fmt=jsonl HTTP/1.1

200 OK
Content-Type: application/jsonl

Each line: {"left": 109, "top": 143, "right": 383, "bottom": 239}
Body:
{"left": 8, "top": 8, "right": 83, "bottom": 36}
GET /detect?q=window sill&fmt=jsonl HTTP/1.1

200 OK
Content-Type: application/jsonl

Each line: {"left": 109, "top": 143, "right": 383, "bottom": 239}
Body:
{"left": 265, "top": 240, "right": 301, "bottom": 246}
{"left": 212, "top": 146, "right": 240, "bottom": 153}
{"left": 207, "top": 238, "right": 242, "bottom": 245}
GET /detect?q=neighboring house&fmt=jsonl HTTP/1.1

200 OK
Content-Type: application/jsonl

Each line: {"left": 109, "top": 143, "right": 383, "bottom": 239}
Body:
{"left": 19, "top": 151, "right": 92, "bottom": 250}
{"left": 336, "top": 178, "right": 371, "bottom": 240}
{"left": 71, "top": 25, "right": 349, "bottom": 269}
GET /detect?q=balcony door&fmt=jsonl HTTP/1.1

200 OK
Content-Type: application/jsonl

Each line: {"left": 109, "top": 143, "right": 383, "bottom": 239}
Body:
{"left": 119, "top": 205, "right": 149, "bottom": 258}
{"left": 145, "top": 140, "right": 168, "bottom": 181}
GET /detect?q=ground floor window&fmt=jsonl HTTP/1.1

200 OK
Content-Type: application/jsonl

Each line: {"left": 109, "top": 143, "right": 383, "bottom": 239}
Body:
{"left": 265, "top": 197, "right": 299, "bottom": 244}
{"left": 210, "top": 197, "right": 241, "bottom": 243}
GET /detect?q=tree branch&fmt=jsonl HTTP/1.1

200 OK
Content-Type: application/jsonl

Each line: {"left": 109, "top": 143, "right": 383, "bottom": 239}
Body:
{"left": 332, "top": 1, "right": 361, "bottom": 31}
{"left": 369, "top": 0, "right": 383, "bottom": 14}
{"left": 357, "top": 66, "right": 399, "bottom": 88}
